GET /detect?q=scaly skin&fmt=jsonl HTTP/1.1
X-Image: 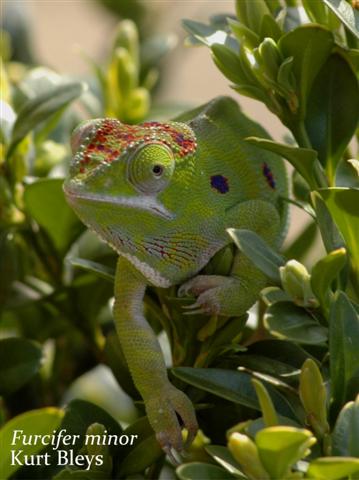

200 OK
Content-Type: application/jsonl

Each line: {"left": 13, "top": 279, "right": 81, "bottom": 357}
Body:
{"left": 63, "top": 96, "right": 288, "bottom": 456}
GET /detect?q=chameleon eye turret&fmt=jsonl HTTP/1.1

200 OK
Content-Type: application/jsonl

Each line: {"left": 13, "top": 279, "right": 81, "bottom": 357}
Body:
{"left": 127, "top": 143, "right": 175, "bottom": 194}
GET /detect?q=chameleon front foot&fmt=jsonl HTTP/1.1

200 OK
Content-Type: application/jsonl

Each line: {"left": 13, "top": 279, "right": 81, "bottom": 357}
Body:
{"left": 145, "top": 385, "right": 198, "bottom": 460}
{"left": 178, "top": 275, "right": 235, "bottom": 315}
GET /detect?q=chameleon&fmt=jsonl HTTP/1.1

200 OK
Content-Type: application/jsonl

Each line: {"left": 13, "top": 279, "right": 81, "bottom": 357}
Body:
{"left": 63, "top": 96, "right": 288, "bottom": 458}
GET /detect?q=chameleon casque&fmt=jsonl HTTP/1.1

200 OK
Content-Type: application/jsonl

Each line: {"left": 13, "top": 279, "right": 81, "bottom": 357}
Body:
{"left": 63, "top": 96, "right": 288, "bottom": 457}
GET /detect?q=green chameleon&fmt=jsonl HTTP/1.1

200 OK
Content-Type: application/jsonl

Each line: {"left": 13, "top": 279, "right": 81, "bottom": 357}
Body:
{"left": 63, "top": 96, "right": 288, "bottom": 458}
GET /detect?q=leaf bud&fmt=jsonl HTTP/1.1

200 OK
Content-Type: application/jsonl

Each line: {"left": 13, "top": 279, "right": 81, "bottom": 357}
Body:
{"left": 280, "top": 260, "right": 319, "bottom": 307}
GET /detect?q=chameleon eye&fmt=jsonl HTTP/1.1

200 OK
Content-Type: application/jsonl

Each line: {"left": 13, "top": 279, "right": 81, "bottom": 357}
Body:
{"left": 152, "top": 165, "right": 164, "bottom": 176}
{"left": 128, "top": 143, "right": 175, "bottom": 194}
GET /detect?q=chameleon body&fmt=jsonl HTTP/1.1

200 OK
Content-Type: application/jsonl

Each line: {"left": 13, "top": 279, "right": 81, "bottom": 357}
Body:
{"left": 63, "top": 96, "right": 288, "bottom": 456}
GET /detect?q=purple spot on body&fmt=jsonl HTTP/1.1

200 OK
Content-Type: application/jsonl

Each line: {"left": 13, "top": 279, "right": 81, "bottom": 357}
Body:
{"left": 97, "top": 144, "right": 105, "bottom": 150}
{"left": 262, "top": 162, "right": 276, "bottom": 189}
{"left": 211, "top": 175, "right": 229, "bottom": 194}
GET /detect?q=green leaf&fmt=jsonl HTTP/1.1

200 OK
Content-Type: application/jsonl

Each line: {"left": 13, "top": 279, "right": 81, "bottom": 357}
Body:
{"left": 277, "top": 56, "right": 296, "bottom": 93}
{"left": 311, "top": 191, "right": 344, "bottom": 254}
{"left": 329, "top": 292, "right": 359, "bottom": 413}
{"left": 0, "top": 407, "right": 64, "bottom": 479}
{"left": 211, "top": 44, "right": 247, "bottom": 85}
{"left": 311, "top": 248, "right": 347, "bottom": 308}
{"left": 232, "top": 84, "right": 271, "bottom": 104}
{"left": 235, "top": 0, "right": 271, "bottom": 34}
{"left": 177, "top": 462, "right": 235, "bottom": 480}
{"left": 60, "top": 399, "right": 123, "bottom": 456}
{"left": 228, "top": 18, "right": 260, "bottom": 48}
{"left": 259, "top": 14, "right": 282, "bottom": 42}
{"left": 264, "top": 302, "right": 328, "bottom": 345}
{"left": 302, "top": 0, "right": 330, "bottom": 24}
{"left": 118, "top": 434, "right": 163, "bottom": 476}
{"left": 318, "top": 188, "right": 359, "bottom": 276}
{"left": 256, "top": 426, "right": 315, "bottom": 479}
{"left": 332, "top": 395, "right": 359, "bottom": 457}
{"left": 205, "top": 445, "right": 247, "bottom": 479}
{"left": 307, "top": 457, "right": 359, "bottom": 480}
{"left": 246, "top": 137, "right": 318, "bottom": 189}
{"left": 7, "top": 82, "right": 86, "bottom": 158}
{"left": 182, "top": 19, "right": 235, "bottom": 49}
{"left": 305, "top": 53, "right": 359, "bottom": 182}
{"left": 252, "top": 379, "right": 278, "bottom": 427}
{"left": 68, "top": 258, "right": 115, "bottom": 282}
{"left": 247, "top": 339, "right": 313, "bottom": 370}
{"left": 278, "top": 25, "right": 334, "bottom": 117}
{"left": 24, "top": 179, "right": 82, "bottom": 255}
{"left": 172, "top": 367, "right": 298, "bottom": 420}
{"left": 323, "top": 0, "right": 359, "bottom": 39}
{"left": 261, "top": 287, "right": 291, "bottom": 306}
{"left": 227, "top": 228, "right": 284, "bottom": 284}
{"left": 0, "top": 337, "right": 43, "bottom": 395}
{"left": 299, "top": 359, "right": 329, "bottom": 438}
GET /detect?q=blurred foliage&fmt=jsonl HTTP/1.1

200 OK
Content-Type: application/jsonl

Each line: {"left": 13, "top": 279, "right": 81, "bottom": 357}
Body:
{"left": 1, "top": 0, "right": 359, "bottom": 479}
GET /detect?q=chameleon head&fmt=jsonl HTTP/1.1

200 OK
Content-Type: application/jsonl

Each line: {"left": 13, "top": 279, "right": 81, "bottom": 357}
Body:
{"left": 63, "top": 118, "right": 197, "bottom": 264}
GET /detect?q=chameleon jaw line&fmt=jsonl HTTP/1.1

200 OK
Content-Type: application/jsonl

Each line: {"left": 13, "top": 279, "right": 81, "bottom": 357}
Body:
{"left": 64, "top": 188, "right": 175, "bottom": 221}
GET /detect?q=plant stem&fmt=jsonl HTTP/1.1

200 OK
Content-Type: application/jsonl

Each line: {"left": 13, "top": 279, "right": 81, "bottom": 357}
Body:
{"left": 292, "top": 121, "right": 312, "bottom": 149}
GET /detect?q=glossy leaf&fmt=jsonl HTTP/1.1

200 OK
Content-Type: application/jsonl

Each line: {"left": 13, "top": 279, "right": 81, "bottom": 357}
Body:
{"left": 246, "top": 136, "right": 318, "bottom": 189}
{"left": 182, "top": 19, "right": 235, "bottom": 49}
{"left": 228, "top": 432, "right": 269, "bottom": 480}
{"left": 0, "top": 337, "right": 43, "bottom": 395}
{"left": 235, "top": 0, "right": 271, "bottom": 34}
{"left": 264, "top": 302, "right": 328, "bottom": 345}
{"left": 311, "top": 191, "right": 344, "bottom": 254}
{"left": 0, "top": 407, "right": 64, "bottom": 479}
{"left": 228, "top": 18, "right": 260, "bottom": 48}
{"left": 323, "top": 0, "right": 359, "bottom": 39}
{"left": 68, "top": 257, "right": 115, "bottom": 282}
{"left": 24, "top": 179, "right": 82, "bottom": 255}
{"left": 332, "top": 395, "right": 359, "bottom": 457}
{"left": 256, "top": 426, "right": 315, "bottom": 479}
{"left": 227, "top": 228, "right": 284, "bottom": 284}
{"left": 259, "top": 14, "right": 282, "bottom": 42}
{"left": 172, "top": 367, "right": 298, "bottom": 420}
{"left": 302, "top": 0, "right": 329, "bottom": 24}
{"left": 311, "top": 248, "right": 347, "bottom": 307}
{"left": 118, "top": 434, "right": 163, "bottom": 476}
{"left": 307, "top": 457, "right": 359, "bottom": 479}
{"left": 329, "top": 292, "right": 359, "bottom": 412}
{"left": 299, "top": 359, "right": 329, "bottom": 438}
{"left": 7, "top": 82, "right": 86, "bottom": 158}
{"left": 177, "top": 462, "right": 234, "bottom": 480}
{"left": 261, "top": 287, "right": 291, "bottom": 306}
{"left": 205, "top": 445, "right": 247, "bottom": 479}
{"left": 319, "top": 188, "right": 359, "bottom": 274}
{"left": 278, "top": 25, "right": 334, "bottom": 117}
{"left": 60, "top": 399, "right": 123, "bottom": 455}
{"left": 211, "top": 44, "right": 247, "bottom": 85}
{"left": 305, "top": 54, "right": 359, "bottom": 182}
{"left": 252, "top": 379, "right": 278, "bottom": 427}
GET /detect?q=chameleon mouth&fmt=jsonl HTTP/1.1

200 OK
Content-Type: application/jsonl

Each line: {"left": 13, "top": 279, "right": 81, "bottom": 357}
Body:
{"left": 63, "top": 186, "right": 175, "bottom": 221}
